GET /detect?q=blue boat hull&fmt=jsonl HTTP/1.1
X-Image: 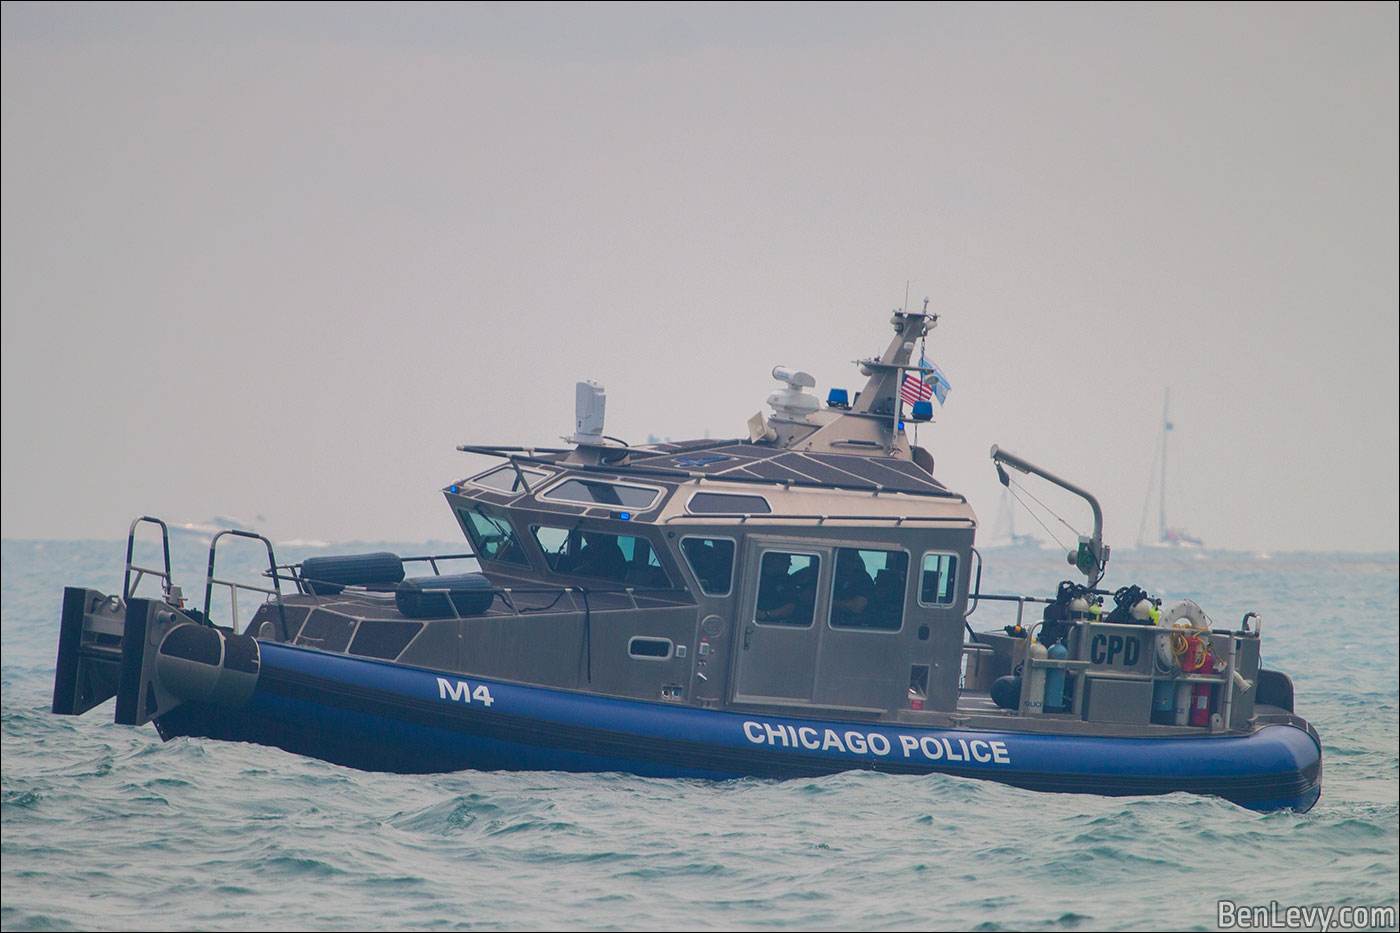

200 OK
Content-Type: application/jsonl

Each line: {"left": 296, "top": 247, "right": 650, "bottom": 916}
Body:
{"left": 156, "top": 641, "right": 1322, "bottom": 812}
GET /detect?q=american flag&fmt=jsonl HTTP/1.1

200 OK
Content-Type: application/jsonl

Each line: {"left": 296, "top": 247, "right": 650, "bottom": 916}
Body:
{"left": 900, "top": 370, "right": 934, "bottom": 407}
{"left": 900, "top": 355, "right": 950, "bottom": 407}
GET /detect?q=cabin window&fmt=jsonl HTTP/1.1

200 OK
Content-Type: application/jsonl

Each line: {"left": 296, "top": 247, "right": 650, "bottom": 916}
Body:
{"left": 542, "top": 478, "right": 662, "bottom": 511}
{"left": 680, "top": 537, "right": 735, "bottom": 596}
{"left": 530, "top": 525, "right": 672, "bottom": 587}
{"left": 458, "top": 508, "right": 529, "bottom": 565}
{"left": 294, "top": 610, "right": 355, "bottom": 652}
{"left": 470, "top": 464, "right": 549, "bottom": 494}
{"left": 628, "top": 636, "right": 673, "bottom": 660}
{"left": 829, "top": 547, "right": 907, "bottom": 631}
{"left": 918, "top": 552, "right": 959, "bottom": 606}
{"left": 348, "top": 620, "right": 423, "bottom": 660}
{"left": 687, "top": 492, "right": 772, "bottom": 514}
{"left": 754, "top": 551, "right": 820, "bottom": 627}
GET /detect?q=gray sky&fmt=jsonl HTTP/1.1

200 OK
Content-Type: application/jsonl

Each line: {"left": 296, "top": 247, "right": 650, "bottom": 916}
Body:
{"left": 3, "top": 2, "right": 1396, "bottom": 552}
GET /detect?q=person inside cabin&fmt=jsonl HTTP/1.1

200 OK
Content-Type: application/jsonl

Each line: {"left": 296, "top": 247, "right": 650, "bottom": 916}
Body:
{"left": 867, "top": 552, "right": 908, "bottom": 628}
{"left": 574, "top": 532, "right": 627, "bottom": 582}
{"left": 755, "top": 553, "right": 817, "bottom": 625}
{"left": 682, "top": 538, "right": 731, "bottom": 594}
{"left": 831, "top": 549, "right": 876, "bottom": 626}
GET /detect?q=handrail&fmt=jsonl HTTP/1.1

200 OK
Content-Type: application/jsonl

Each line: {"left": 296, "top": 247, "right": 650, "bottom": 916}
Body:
{"left": 966, "top": 592, "right": 1056, "bottom": 636}
{"left": 402, "top": 552, "right": 475, "bottom": 569}
{"left": 966, "top": 546, "right": 984, "bottom": 616}
{"left": 455, "top": 445, "right": 966, "bottom": 502}
{"left": 664, "top": 513, "right": 973, "bottom": 525}
{"left": 205, "top": 530, "right": 288, "bottom": 638}
{"left": 485, "top": 583, "right": 683, "bottom": 612}
{"left": 269, "top": 552, "right": 477, "bottom": 594}
{"left": 263, "top": 575, "right": 683, "bottom": 618}
{"left": 123, "top": 516, "right": 173, "bottom": 601}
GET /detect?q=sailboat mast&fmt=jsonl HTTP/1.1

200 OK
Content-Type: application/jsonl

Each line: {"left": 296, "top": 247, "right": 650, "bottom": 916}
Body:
{"left": 1159, "top": 389, "right": 1170, "bottom": 543}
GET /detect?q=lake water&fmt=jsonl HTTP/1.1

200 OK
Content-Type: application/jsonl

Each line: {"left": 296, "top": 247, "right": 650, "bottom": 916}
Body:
{"left": 3, "top": 539, "right": 1396, "bottom": 930}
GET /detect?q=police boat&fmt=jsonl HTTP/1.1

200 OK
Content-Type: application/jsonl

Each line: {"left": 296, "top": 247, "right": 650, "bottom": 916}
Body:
{"left": 50, "top": 307, "right": 1322, "bottom": 812}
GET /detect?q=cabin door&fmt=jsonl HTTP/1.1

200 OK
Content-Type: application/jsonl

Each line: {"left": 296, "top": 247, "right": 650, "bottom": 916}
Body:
{"left": 732, "top": 540, "right": 830, "bottom": 704}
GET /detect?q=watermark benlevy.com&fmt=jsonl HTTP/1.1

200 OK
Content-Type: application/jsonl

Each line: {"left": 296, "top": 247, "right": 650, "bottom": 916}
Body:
{"left": 1217, "top": 900, "right": 1397, "bottom": 931}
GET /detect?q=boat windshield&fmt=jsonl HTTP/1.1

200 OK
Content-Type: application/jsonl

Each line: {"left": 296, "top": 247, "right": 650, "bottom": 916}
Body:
{"left": 458, "top": 508, "right": 529, "bottom": 565}
{"left": 471, "top": 464, "right": 550, "bottom": 494}
{"left": 541, "top": 478, "right": 661, "bottom": 511}
{"left": 531, "top": 525, "right": 672, "bottom": 587}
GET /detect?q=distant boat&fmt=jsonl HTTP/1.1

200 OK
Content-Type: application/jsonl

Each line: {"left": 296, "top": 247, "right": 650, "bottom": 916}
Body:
{"left": 170, "top": 516, "right": 325, "bottom": 549}
{"left": 169, "top": 515, "right": 258, "bottom": 538}
{"left": 1137, "top": 390, "right": 1203, "bottom": 549}
{"left": 983, "top": 488, "right": 1043, "bottom": 551}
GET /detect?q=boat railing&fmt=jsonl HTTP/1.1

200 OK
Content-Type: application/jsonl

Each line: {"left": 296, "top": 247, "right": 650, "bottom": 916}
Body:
{"left": 459, "top": 444, "right": 966, "bottom": 502}
{"left": 268, "top": 549, "right": 681, "bottom": 617}
{"left": 123, "top": 516, "right": 174, "bottom": 602}
{"left": 270, "top": 552, "right": 478, "bottom": 597}
{"left": 267, "top": 560, "right": 685, "bottom": 620}
{"left": 205, "top": 529, "right": 290, "bottom": 638}
{"left": 663, "top": 513, "right": 974, "bottom": 526}
{"left": 966, "top": 592, "right": 1057, "bottom": 632}
{"left": 492, "top": 583, "right": 688, "bottom": 615}
{"left": 402, "top": 552, "right": 476, "bottom": 575}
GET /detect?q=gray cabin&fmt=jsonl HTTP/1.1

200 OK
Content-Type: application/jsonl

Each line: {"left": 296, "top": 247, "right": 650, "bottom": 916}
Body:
{"left": 251, "top": 309, "right": 980, "bottom": 722}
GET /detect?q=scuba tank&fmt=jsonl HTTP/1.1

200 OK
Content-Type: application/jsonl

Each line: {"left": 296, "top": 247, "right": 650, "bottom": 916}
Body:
{"left": 1044, "top": 639, "right": 1068, "bottom": 712}
{"left": 1150, "top": 599, "right": 1176, "bottom": 724}
{"left": 1039, "top": 581, "right": 1096, "bottom": 647}
{"left": 1025, "top": 640, "right": 1048, "bottom": 715}
{"left": 1151, "top": 672, "right": 1176, "bottom": 724}
{"left": 1106, "top": 585, "right": 1161, "bottom": 626}
{"left": 1151, "top": 629, "right": 1177, "bottom": 725}
{"left": 1172, "top": 678, "right": 1193, "bottom": 725}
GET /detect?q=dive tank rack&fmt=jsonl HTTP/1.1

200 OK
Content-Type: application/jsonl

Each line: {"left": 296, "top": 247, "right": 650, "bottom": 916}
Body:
{"left": 972, "top": 608, "right": 1263, "bottom": 732}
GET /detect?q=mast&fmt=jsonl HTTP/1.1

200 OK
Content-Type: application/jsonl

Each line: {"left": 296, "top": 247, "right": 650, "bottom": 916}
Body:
{"left": 1159, "top": 388, "right": 1170, "bottom": 543}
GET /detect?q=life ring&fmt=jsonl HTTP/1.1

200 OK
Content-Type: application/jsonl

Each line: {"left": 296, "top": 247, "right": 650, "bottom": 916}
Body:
{"left": 1156, "top": 599, "right": 1212, "bottom": 670}
{"left": 1160, "top": 598, "right": 1213, "bottom": 630}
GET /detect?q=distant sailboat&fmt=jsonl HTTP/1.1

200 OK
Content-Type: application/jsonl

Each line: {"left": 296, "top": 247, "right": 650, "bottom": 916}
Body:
{"left": 985, "top": 488, "right": 1043, "bottom": 550}
{"left": 1137, "top": 389, "right": 1203, "bottom": 548}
